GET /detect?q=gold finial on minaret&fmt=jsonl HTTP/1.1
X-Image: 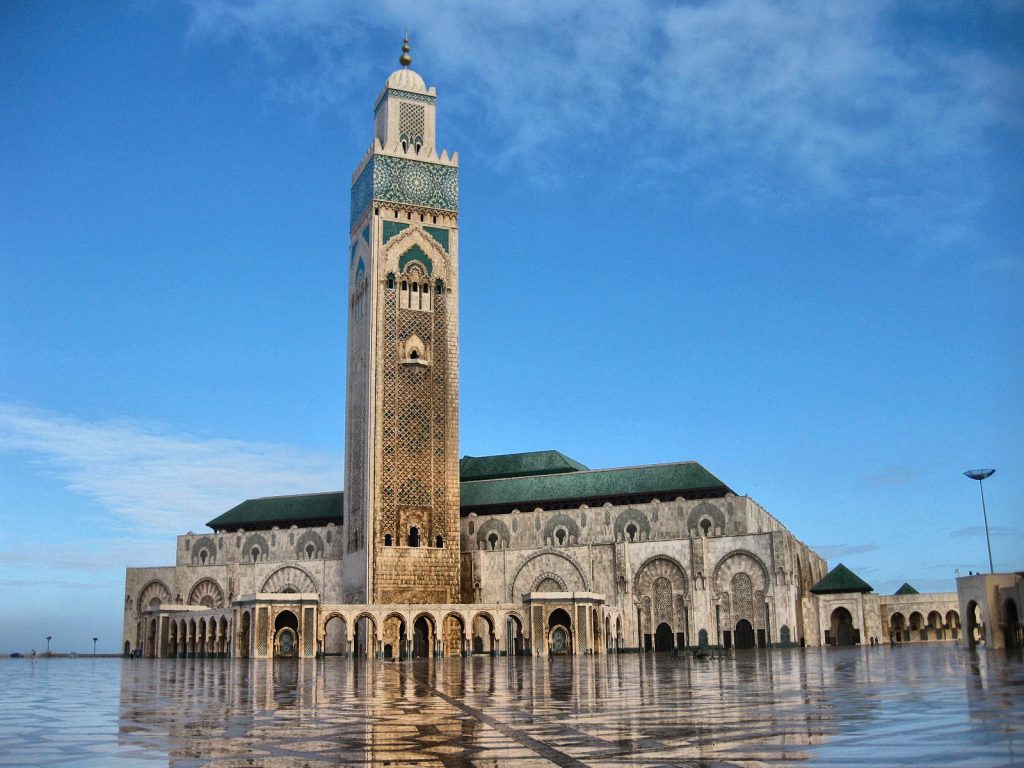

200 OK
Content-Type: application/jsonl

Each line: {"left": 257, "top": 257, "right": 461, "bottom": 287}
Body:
{"left": 399, "top": 34, "right": 412, "bottom": 68}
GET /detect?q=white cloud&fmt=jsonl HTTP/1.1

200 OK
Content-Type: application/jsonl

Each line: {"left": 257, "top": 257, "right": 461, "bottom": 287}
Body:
{"left": 0, "top": 402, "right": 342, "bottom": 539}
{"left": 183, "top": 0, "right": 1020, "bottom": 208}
{"left": 813, "top": 543, "right": 880, "bottom": 559}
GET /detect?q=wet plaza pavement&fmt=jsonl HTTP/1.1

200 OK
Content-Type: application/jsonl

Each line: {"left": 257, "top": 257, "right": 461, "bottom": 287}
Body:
{"left": 0, "top": 645, "right": 1021, "bottom": 767}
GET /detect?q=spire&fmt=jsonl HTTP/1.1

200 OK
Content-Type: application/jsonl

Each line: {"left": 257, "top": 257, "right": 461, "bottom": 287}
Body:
{"left": 399, "top": 35, "right": 412, "bottom": 68}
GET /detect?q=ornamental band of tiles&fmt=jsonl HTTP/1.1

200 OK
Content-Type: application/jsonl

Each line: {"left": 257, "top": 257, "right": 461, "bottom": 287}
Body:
{"left": 121, "top": 45, "right": 965, "bottom": 661}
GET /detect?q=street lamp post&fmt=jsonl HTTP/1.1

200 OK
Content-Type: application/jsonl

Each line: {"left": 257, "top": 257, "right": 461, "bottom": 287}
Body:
{"left": 963, "top": 468, "right": 996, "bottom": 574}
{"left": 93, "top": 637, "right": 98, "bottom": 656}
{"left": 45, "top": 636, "right": 52, "bottom": 654}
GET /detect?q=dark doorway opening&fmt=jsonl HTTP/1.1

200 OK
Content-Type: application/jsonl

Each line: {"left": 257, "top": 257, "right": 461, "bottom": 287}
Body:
{"left": 654, "top": 623, "right": 673, "bottom": 651}
{"left": 734, "top": 619, "right": 755, "bottom": 650}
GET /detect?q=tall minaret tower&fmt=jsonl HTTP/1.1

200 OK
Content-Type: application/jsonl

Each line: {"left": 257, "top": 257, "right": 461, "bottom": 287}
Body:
{"left": 342, "top": 39, "right": 460, "bottom": 604}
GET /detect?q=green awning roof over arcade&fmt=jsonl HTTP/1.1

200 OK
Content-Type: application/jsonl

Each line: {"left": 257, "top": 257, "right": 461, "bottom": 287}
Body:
{"left": 810, "top": 563, "right": 874, "bottom": 594}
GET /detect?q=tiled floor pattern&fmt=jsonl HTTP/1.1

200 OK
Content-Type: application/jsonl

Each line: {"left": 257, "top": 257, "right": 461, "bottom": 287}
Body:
{"left": 0, "top": 645, "right": 1021, "bottom": 766}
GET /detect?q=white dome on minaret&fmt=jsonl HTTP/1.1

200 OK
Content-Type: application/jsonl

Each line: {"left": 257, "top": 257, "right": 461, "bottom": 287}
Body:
{"left": 385, "top": 67, "right": 426, "bottom": 93}
{"left": 371, "top": 35, "right": 444, "bottom": 159}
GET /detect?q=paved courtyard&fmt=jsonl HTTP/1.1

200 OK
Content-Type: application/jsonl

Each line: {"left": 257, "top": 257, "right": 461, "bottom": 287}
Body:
{"left": 1, "top": 644, "right": 1021, "bottom": 766}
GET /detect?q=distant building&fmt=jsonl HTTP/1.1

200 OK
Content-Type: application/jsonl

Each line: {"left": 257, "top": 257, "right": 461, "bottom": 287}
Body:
{"left": 122, "top": 45, "right": 962, "bottom": 660}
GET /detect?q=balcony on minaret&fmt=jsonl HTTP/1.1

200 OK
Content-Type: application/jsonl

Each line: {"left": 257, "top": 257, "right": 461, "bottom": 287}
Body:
{"left": 401, "top": 333, "right": 429, "bottom": 367}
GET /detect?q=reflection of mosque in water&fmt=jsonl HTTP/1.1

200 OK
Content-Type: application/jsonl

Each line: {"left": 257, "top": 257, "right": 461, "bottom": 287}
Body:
{"left": 123, "top": 43, "right": 962, "bottom": 663}
{"left": 117, "top": 655, "right": 854, "bottom": 765}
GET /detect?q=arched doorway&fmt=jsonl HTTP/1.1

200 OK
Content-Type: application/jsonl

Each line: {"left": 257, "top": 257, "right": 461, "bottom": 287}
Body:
{"left": 946, "top": 610, "right": 961, "bottom": 641}
{"left": 413, "top": 615, "right": 433, "bottom": 658}
{"left": 472, "top": 613, "right": 495, "bottom": 655}
{"left": 548, "top": 608, "right": 572, "bottom": 655}
{"left": 383, "top": 615, "right": 406, "bottom": 660}
{"left": 1004, "top": 600, "right": 1021, "bottom": 650}
{"left": 909, "top": 611, "right": 924, "bottom": 641}
{"left": 274, "top": 610, "right": 299, "bottom": 658}
{"left": 442, "top": 614, "right": 465, "bottom": 657}
{"left": 238, "top": 611, "right": 251, "bottom": 658}
{"left": 355, "top": 615, "right": 377, "bottom": 658}
{"left": 830, "top": 607, "right": 855, "bottom": 646}
{"left": 967, "top": 601, "right": 983, "bottom": 647}
{"left": 506, "top": 615, "right": 524, "bottom": 656}
{"left": 324, "top": 615, "right": 347, "bottom": 656}
{"left": 890, "top": 612, "right": 906, "bottom": 643}
{"left": 734, "top": 619, "right": 755, "bottom": 650}
{"left": 654, "top": 622, "right": 674, "bottom": 652}
{"left": 123, "top": 640, "right": 131, "bottom": 657}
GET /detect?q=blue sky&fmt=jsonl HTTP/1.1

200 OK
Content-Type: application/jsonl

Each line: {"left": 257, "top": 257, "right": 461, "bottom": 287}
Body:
{"left": 1, "top": 1, "right": 1021, "bottom": 653}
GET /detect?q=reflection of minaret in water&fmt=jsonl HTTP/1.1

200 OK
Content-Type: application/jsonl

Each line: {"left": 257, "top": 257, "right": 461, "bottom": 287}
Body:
{"left": 342, "top": 37, "right": 461, "bottom": 604}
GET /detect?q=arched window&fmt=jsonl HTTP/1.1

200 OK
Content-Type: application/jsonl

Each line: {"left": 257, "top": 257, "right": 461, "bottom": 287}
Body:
{"left": 700, "top": 519, "right": 712, "bottom": 536}
{"left": 555, "top": 528, "right": 567, "bottom": 546}
{"left": 250, "top": 547, "right": 260, "bottom": 563}
{"left": 305, "top": 543, "right": 315, "bottom": 559}
{"left": 488, "top": 532, "right": 498, "bottom": 550}
{"left": 386, "top": 274, "right": 395, "bottom": 290}
{"left": 625, "top": 523, "right": 637, "bottom": 542}
{"left": 435, "top": 535, "right": 444, "bottom": 548}
{"left": 408, "top": 527, "right": 420, "bottom": 548}
{"left": 199, "top": 549, "right": 208, "bottom": 564}
{"left": 384, "top": 534, "right": 393, "bottom": 547}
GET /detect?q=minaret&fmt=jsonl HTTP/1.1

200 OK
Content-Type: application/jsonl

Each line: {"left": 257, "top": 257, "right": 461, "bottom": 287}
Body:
{"left": 342, "top": 39, "right": 461, "bottom": 604}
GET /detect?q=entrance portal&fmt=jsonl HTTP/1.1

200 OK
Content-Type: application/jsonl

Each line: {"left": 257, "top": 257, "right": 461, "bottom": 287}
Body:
{"left": 274, "top": 610, "right": 299, "bottom": 658}
{"left": 734, "top": 619, "right": 755, "bottom": 649}
{"left": 654, "top": 623, "right": 674, "bottom": 652}
{"left": 830, "top": 607, "right": 855, "bottom": 646}
{"left": 548, "top": 608, "right": 573, "bottom": 655}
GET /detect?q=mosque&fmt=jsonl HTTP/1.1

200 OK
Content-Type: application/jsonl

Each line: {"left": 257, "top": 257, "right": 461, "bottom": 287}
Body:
{"left": 123, "top": 43, "right": 963, "bottom": 660}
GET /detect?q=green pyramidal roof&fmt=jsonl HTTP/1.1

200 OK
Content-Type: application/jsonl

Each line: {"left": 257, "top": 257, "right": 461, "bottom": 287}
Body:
{"left": 894, "top": 582, "right": 919, "bottom": 595}
{"left": 810, "top": 563, "right": 874, "bottom": 595}
{"left": 208, "top": 492, "right": 343, "bottom": 532}
{"left": 459, "top": 450, "right": 589, "bottom": 482}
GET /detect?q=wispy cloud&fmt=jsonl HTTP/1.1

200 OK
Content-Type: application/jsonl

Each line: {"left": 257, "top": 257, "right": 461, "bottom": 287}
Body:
{"left": 864, "top": 466, "right": 919, "bottom": 488}
{"left": 951, "top": 525, "right": 1024, "bottom": 539}
{"left": 0, "top": 402, "right": 342, "bottom": 539}
{"left": 813, "top": 543, "right": 880, "bottom": 559}
{"left": 184, "top": 0, "right": 1020, "bottom": 213}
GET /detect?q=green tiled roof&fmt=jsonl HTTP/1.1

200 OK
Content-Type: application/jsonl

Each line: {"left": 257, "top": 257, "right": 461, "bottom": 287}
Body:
{"left": 460, "top": 461, "right": 731, "bottom": 513}
{"left": 810, "top": 563, "right": 874, "bottom": 595}
{"left": 894, "top": 582, "right": 919, "bottom": 595}
{"left": 205, "top": 456, "right": 732, "bottom": 530}
{"left": 459, "top": 450, "right": 589, "bottom": 482}
{"left": 207, "top": 492, "right": 343, "bottom": 532}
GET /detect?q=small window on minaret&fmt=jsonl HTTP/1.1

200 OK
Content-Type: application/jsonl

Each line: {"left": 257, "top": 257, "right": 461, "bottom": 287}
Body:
{"left": 387, "top": 274, "right": 395, "bottom": 290}
{"left": 408, "top": 527, "right": 420, "bottom": 547}
{"left": 401, "top": 280, "right": 407, "bottom": 290}
{"left": 410, "top": 350, "right": 419, "bottom": 360}
{"left": 435, "top": 536, "right": 444, "bottom": 548}
{"left": 384, "top": 534, "right": 393, "bottom": 547}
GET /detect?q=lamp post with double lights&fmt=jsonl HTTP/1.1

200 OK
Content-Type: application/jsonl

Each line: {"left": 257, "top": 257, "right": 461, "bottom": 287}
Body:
{"left": 963, "top": 468, "right": 996, "bottom": 574}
